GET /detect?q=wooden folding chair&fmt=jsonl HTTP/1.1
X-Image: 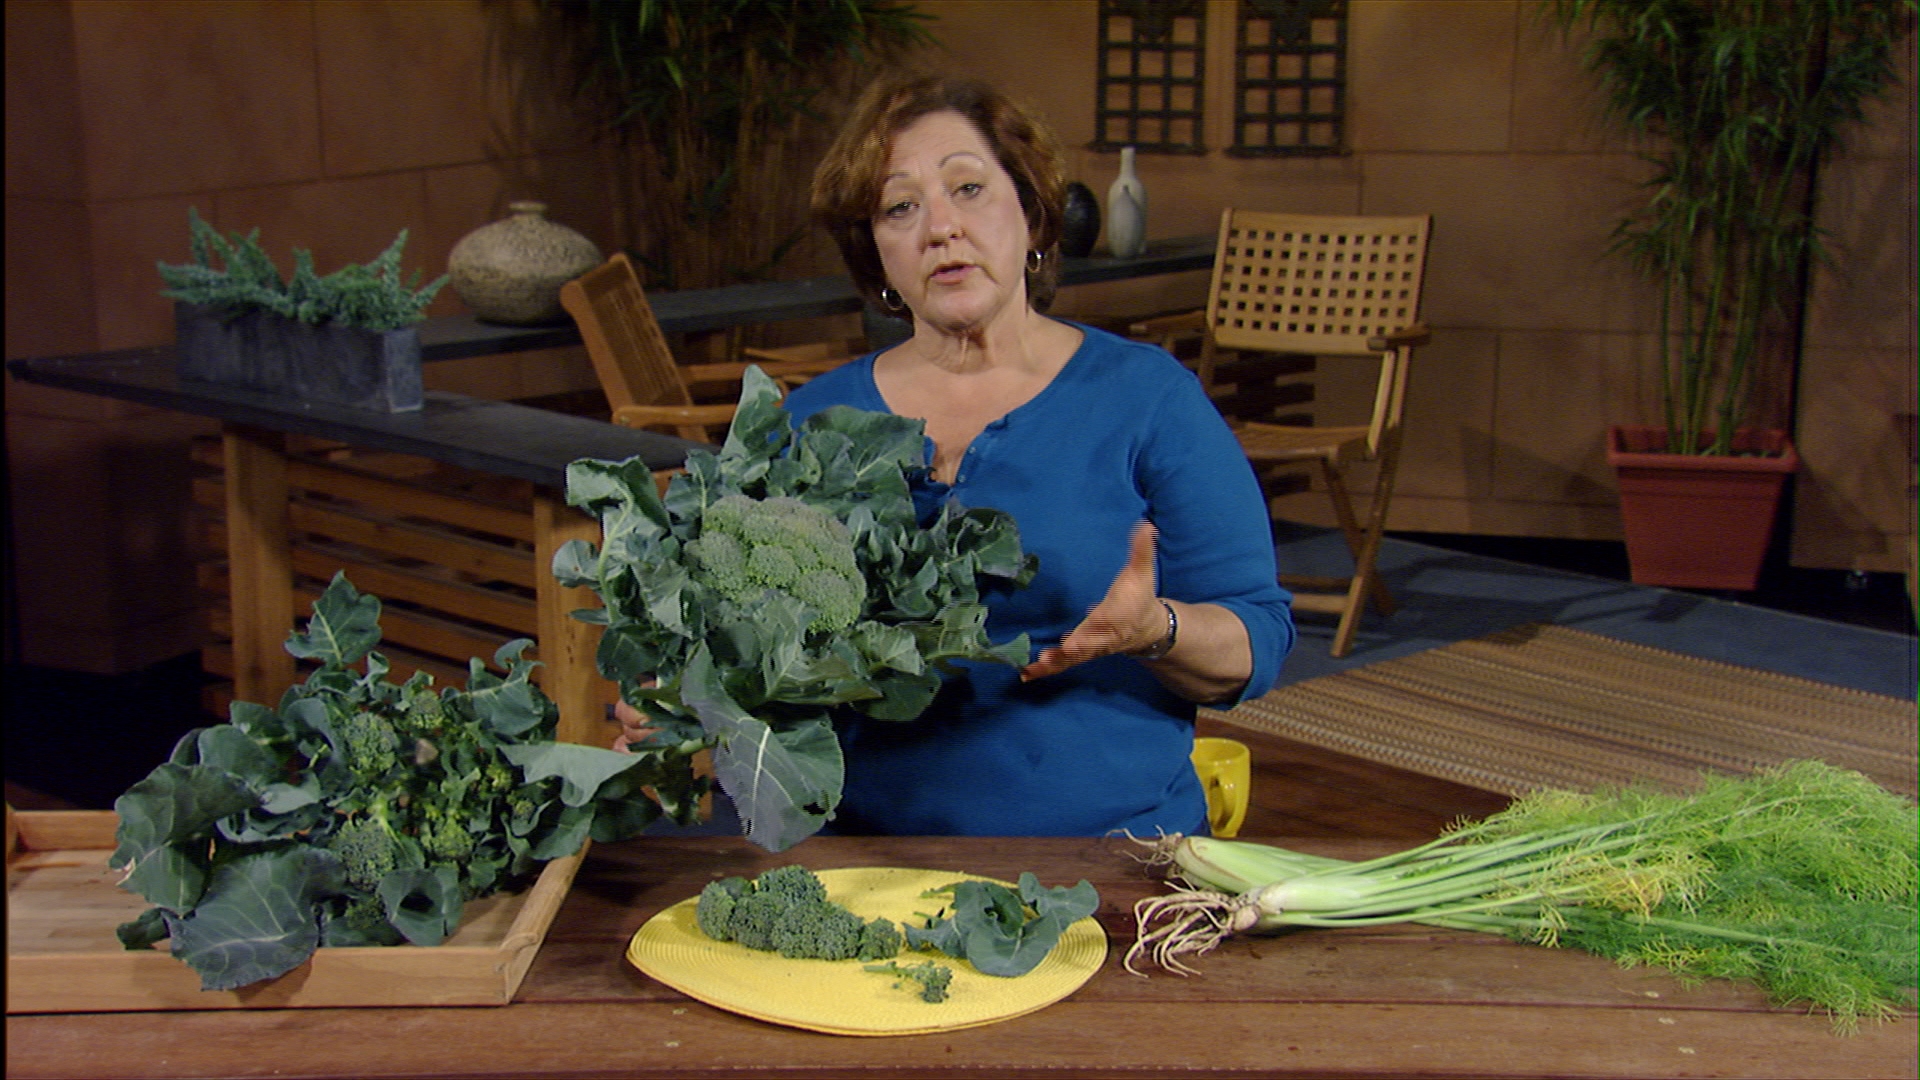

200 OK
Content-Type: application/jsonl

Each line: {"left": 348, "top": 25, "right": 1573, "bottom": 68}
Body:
{"left": 558, "top": 253, "right": 849, "bottom": 441}
{"left": 1144, "top": 210, "right": 1433, "bottom": 657}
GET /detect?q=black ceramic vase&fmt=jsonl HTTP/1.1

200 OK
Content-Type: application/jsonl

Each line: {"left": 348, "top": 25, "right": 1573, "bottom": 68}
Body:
{"left": 1061, "top": 182, "right": 1101, "bottom": 258}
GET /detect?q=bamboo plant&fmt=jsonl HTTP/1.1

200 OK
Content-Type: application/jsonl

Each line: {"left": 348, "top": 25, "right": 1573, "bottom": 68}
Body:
{"left": 528, "top": 0, "right": 933, "bottom": 291}
{"left": 1548, "top": 0, "right": 1913, "bottom": 455}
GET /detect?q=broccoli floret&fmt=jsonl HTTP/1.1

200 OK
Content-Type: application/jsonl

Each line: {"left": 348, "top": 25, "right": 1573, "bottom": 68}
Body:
{"left": 753, "top": 863, "right": 829, "bottom": 906}
{"left": 327, "top": 810, "right": 401, "bottom": 890}
{"left": 770, "top": 899, "right": 866, "bottom": 959}
{"left": 687, "top": 494, "right": 864, "bottom": 632}
{"left": 864, "top": 959, "right": 953, "bottom": 1003}
{"left": 856, "top": 916, "right": 903, "bottom": 961}
{"left": 726, "top": 890, "right": 790, "bottom": 951}
{"left": 695, "top": 877, "right": 752, "bottom": 941}
{"left": 338, "top": 709, "right": 400, "bottom": 778}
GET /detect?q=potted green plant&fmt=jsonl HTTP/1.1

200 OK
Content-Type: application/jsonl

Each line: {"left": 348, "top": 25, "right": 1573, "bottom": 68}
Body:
{"left": 524, "top": 0, "right": 932, "bottom": 291}
{"left": 159, "top": 209, "right": 447, "bottom": 412}
{"left": 1549, "top": 0, "right": 1913, "bottom": 590}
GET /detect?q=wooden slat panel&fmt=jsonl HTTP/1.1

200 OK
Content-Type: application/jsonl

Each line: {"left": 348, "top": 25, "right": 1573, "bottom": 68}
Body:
{"left": 288, "top": 501, "right": 535, "bottom": 588}
{"left": 285, "top": 460, "right": 535, "bottom": 543}
{"left": 288, "top": 544, "right": 537, "bottom": 636}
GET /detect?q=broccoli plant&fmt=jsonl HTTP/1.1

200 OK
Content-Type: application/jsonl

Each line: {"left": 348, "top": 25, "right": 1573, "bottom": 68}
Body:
{"left": 108, "top": 573, "right": 669, "bottom": 991}
{"left": 556, "top": 366, "right": 1038, "bottom": 851}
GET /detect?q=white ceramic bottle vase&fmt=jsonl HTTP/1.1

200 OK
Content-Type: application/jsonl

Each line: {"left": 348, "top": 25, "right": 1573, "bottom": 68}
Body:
{"left": 1106, "top": 146, "right": 1148, "bottom": 259}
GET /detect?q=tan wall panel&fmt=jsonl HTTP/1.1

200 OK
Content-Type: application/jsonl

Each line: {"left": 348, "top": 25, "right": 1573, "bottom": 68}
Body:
{"left": 314, "top": 0, "right": 501, "bottom": 177}
{"left": 86, "top": 193, "right": 202, "bottom": 350}
{"left": 1348, "top": 0, "right": 1516, "bottom": 154}
{"left": 1492, "top": 329, "right": 1657, "bottom": 509}
{"left": 5, "top": 0, "right": 86, "bottom": 199}
{"left": 1363, "top": 152, "right": 1656, "bottom": 334}
{"left": 1791, "top": 344, "right": 1916, "bottom": 574}
{"left": 5, "top": 197, "right": 96, "bottom": 360}
{"left": 71, "top": 0, "right": 323, "bottom": 199}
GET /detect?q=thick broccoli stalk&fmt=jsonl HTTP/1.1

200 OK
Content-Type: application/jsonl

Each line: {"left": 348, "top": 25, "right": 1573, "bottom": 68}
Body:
{"left": 687, "top": 494, "right": 865, "bottom": 633}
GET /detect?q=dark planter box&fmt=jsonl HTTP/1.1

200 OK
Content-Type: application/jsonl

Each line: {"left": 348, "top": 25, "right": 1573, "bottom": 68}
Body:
{"left": 174, "top": 302, "right": 423, "bottom": 412}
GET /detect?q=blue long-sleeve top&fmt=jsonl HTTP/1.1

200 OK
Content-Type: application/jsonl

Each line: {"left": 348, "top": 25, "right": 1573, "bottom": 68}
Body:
{"left": 782, "top": 322, "right": 1294, "bottom": 836}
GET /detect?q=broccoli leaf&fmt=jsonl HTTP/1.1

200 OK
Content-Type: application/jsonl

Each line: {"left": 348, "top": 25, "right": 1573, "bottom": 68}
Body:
{"left": 110, "top": 763, "right": 261, "bottom": 911}
{"left": 499, "top": 741, "right": 652, "bottom": 808}
{"left": 906, "top": 875, "right": 1100, "bottom": 978}
{"left": 163, "top": 845, "right": 345, "bottom": 991}
{"left": 284, "top": 572, "right": 381, "bottom": 665}
{"left": 377, "top": 865, "right": 463, "bottom": 947}
{"left": 682, "top": 645, "right": 843, "bottom": 851}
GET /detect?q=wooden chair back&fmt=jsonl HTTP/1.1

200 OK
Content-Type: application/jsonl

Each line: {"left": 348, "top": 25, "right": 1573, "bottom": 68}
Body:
{"left": 558, "top": 252, "right": 691, "bottom": 414}
{"left": 1203, "top": 209, "right": 1431, "bottom": 456}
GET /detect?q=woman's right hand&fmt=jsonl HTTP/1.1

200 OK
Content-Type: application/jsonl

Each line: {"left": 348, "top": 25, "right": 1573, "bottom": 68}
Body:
{"left": 611, "top": 699, "right": 656, "bottom": 753}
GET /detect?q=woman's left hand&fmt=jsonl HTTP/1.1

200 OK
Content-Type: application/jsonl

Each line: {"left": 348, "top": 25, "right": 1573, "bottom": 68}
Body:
{"left": 1021, "top": 521, "right": 1167, "bottom": 681}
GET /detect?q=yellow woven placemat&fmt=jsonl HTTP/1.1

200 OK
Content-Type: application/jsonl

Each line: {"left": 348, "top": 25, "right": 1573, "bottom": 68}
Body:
{"left": 627, "top": 867, "right": 1107, "bottom": 1037}
{"left": 1205, "top": 624, "right": 1916, "bottom": 798}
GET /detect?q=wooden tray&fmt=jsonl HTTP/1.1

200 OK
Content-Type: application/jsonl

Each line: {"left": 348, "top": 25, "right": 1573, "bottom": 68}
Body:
{"left": 6, "top": 808, "right": 583, "bottom": 1013}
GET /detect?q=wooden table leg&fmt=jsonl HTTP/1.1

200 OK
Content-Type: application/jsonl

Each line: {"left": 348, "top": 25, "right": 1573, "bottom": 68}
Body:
{"left": 222, "top": 423, "right": 297, "bottom": 706}
{"left": 532, "top": 492, "right": 607, "bottom": 746}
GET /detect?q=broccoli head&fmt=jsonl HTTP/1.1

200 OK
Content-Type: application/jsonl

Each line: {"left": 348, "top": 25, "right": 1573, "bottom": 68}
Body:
{"left": 687, "top": 494, "right": 865, "bottom": 633}
{"left": 327, "top": 812, "right": 400, "bottom": 890}
{"left": 752, "top": 863, "right": 829, "bottom": 906}
{"left": 337, "top": 709, "right": 400, "bottom": 778}
{"left": 770, "top": 899, "right": 867, "bottom": 960}
{"left": 695, "top": 877, "right": 752, "bottom": 941}
{"left": 856, "top": 916, "right": 903, "bottom": 962}
{"left": 725, "top": 889, "right": 790, "bottom": 951}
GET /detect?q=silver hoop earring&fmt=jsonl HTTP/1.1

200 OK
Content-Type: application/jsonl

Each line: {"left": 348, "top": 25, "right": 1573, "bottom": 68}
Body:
{"left": 879, "top": 286, "right": 906, "bottom": 312}
{"left": 1026, "top": 249, "right": 1044, "bottom": 273}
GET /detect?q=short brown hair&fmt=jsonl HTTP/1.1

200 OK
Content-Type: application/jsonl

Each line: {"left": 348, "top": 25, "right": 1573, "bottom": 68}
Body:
{"left": 811, "top": 75, "right": 1067, "bottom": 317}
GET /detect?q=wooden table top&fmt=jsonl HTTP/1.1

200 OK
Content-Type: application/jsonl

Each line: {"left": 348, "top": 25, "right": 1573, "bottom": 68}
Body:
{"left": 7, "top": 835, "right": 1913, "bottom": 1079}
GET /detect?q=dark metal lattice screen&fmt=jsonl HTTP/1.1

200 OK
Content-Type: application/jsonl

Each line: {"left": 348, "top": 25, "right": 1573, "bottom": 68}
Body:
{"left": 1093, "top": 0, "right": 1207, "bottom": 154}
{"left": 1231, "top": 0, "right": 1347, "bottom": 157}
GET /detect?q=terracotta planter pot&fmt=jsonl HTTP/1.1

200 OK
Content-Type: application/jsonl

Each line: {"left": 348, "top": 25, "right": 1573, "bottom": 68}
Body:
{"left": 1606, "top": 425, "right": 1800, "bottom": 591}
{"left": 174, "top": 302, "right": 423, "bottom": 412}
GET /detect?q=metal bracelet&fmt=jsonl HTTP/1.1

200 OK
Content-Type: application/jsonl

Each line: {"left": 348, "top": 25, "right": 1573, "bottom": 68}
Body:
{"left": 1130, "top": 600, "right": 1179, "bottom": 660}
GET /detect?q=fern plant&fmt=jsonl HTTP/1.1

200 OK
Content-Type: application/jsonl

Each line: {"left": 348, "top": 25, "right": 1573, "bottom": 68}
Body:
{"left": 159, "top": 208, "right": 448, "bottom": 332}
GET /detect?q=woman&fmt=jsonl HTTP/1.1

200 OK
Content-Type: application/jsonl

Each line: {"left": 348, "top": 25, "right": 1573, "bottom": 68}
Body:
{"left": 620, "top": 75, "right": 1293, "bottom": 836}
{"left": 774, "top": 74, "right": 1295, "bottom": 837}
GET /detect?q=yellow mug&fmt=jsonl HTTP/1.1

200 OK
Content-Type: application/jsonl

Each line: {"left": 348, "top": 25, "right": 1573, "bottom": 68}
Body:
{"left": 1190, "top": 736, "right": 1251, "bottom": 837}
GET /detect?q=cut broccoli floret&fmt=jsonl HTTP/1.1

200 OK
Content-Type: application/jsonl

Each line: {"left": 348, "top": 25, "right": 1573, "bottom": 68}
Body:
{"left": 695, "top": 877, "right": 752, "bottom": 941}
{"left": 770, "top": 899, "right": 866, "bottom": 960}
{"left": 687, "top": 494, "right": 865, "bottom": 632}
{"left": 864, "top": 959, "right": 953, "bottom": 1003}
{"left": 752, "top": 863, "right": 828, "bottom": 906}
{"left": 856, "top": 916, "right": 903, "bottom": 961}
{"left": 726, "top": 889, "right": 790, "bottom": 951}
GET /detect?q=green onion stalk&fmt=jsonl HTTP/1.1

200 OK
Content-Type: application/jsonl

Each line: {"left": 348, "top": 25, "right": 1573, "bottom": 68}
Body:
{"left": 1126, "top": 760, "right": 1916, "bottom": 1032}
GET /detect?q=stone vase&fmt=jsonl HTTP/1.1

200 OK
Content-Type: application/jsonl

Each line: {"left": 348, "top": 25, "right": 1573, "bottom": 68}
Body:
{"left": 1106, "top": 147, "right": 1147, "bottom": 258}
{"left": 1060, "top": 182, "right": 1101, "bottom": 258}
{"left": 448, "top": 202, "right": 602, "bottom": 326}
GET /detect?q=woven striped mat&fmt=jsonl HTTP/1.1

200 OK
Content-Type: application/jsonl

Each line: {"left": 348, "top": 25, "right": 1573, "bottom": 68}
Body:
{"left": 1204, "top": 623, "right": 1917, "bottom": 798}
